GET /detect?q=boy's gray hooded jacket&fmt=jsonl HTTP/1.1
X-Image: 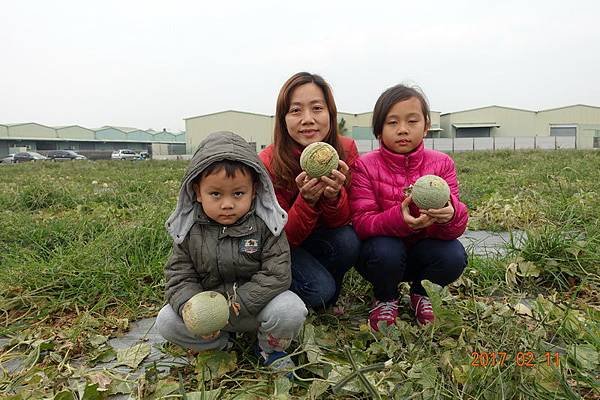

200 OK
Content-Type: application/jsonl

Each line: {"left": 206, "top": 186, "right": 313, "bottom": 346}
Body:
{"left": 164, "top": 131, "right": 289, "bottom": 323}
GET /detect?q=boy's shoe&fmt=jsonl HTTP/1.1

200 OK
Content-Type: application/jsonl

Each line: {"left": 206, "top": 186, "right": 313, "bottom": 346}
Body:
{"left": 410, "top": 293, "right": 435, "bottom": 325}
{"left": 254, "top": 344, "right": 295, "bottom": 375}
{"left": 222, "top": 340, "right": 234, "bottom": 351}
{"left": 368, "top": 299, "right": 399, "bottom": 332}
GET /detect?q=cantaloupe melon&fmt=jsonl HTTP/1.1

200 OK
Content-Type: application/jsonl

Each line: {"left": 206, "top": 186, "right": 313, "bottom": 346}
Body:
{"left": 182, "top": 291, "right": 230, "bottom": 337}
{"left": 410, "top": 175, "right": 450, "bottom": 209}
{"left": 300, "top": 142, "right": 339, "bottom": 178}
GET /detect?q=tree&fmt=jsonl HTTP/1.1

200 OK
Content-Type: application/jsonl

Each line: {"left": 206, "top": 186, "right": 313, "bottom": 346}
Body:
{"left": 338, "top": 117, "right": 348, "bottom": 136}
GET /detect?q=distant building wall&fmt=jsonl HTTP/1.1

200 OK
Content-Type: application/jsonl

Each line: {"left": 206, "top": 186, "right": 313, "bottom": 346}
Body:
{"left": 95, "top": 127, "right": 127, "bottom": 141}
{"left": 537, "top": 105, "right": 600, "bottom": 131}
{"left": 152, "top": 143, "right": 169, "bottom": 155}
{"left": 338, "top": 112, "right": 373, "bottom": 134}
{"left": 0, "top": 122, "right": 186, "bottom": 156}
{"left": 536, "top": 105, "right": 600, "bottom": 149}
{"left": 8, "top": 123, "right": 57, "bottom": 138}
{"left": 429, "top": 111, "right": 442, "bottom": 137}
{"left": 185, "top": 111, "right": 274, "bottom": 153}
{"left": 168, "top": 143, "right": 187, "bottom": 155}
{"left": 153, "top": 131, "right": 176, "bottom": 141}
{"left": 128, "top": 130, "right": 154, "bottom": 141}
{"left": 441, "top": 105, "right": 600, "bottom": 149}
{"left": 441, "top": 107, "right": 537, "bottom": 138}
{"left": 57, "top": 126, "right": 95, "bottom": 140}
{"left": 9, "top": 145, "right": 28, "bottom": 154}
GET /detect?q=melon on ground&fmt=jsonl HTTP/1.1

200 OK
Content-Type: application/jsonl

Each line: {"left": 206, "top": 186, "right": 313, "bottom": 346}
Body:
{"left": 300, "top": 142, "right": 339, "bottom": 178}
{"left": 410, "top": 175, "right": 450, "bottom": 209}
{"left": 182, "top": 291, "right": 230, "bottom": 337}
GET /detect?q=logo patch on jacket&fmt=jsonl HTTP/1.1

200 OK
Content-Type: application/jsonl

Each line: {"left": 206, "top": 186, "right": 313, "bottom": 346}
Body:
{"left": 240, "top": 238, "right": 259, "bottom": 254}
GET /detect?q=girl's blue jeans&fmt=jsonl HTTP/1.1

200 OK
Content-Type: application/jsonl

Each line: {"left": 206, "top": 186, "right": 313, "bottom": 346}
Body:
{"left": 357, "top": 237, "right": 468, "bottom": 301}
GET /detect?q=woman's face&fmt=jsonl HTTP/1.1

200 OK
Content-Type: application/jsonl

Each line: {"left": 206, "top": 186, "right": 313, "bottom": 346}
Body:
{"left": 284, "top": 82, "right": 330, "bottom": 147}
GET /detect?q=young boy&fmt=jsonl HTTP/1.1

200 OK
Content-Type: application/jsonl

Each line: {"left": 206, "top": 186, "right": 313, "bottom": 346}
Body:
{"left": 156, "top": 131, "right": 307, "bottom": 371}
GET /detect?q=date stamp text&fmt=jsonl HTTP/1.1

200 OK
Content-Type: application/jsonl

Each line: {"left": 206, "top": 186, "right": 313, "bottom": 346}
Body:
{"left": 471, "top": 351, "right": 560, "bottom": 367}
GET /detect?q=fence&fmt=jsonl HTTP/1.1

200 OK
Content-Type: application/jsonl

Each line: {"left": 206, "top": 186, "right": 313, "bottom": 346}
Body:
{"left": 355, "top": 136, "right": 578, "bottom": 154}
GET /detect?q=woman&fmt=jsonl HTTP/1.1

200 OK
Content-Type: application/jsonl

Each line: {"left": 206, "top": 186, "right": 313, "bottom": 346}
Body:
{"left": 259, "top": 72, "right": 361, "bottom": 309}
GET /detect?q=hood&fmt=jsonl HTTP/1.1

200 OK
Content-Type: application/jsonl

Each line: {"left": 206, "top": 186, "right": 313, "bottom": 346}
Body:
{"left": 166, "top": 131, "right": 287, "bottom": 243}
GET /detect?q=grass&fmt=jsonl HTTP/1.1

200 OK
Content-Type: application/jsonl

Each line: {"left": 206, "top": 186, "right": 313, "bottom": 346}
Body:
{"left": 0, "top": 151, "right": 599, "bottom": 399}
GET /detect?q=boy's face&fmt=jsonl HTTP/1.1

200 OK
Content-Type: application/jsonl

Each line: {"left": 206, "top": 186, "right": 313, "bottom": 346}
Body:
{"left": 194, "top": 168, "right": 255, "bottom": 225}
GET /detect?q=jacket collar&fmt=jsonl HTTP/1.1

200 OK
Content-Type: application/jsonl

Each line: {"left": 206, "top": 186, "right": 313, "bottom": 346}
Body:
{"left": 379, "top": 141, "right": 425, "bottom": 173}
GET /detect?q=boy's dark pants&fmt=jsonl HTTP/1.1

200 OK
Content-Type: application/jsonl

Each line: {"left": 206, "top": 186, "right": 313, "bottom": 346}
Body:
{"left": 357, "top": 237, "right": 468, "bottom": 301}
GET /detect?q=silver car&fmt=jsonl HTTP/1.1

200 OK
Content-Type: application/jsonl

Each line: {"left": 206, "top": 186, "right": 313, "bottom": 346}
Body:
{"left": 111, "top": 149, "right": 139, "bottom": 160}
{"left": 0, "top": 154, "right": 15, "bottom": 164}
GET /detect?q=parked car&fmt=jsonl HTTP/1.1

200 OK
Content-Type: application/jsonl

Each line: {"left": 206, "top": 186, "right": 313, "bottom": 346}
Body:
{"left": 47, "top": 150, "right": 87, "bottom": 161}
{"left": 0, "top": 154, "right": 14, "bottom": 164}
{"left": 13, "top": 151, "right": 48, "bottom": 163}
{"left": 111, "top": 149, "right": 139, "bottom": 160}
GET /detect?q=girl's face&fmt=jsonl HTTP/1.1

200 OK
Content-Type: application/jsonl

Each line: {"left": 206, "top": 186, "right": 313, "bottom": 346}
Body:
{"left": 380, "top": 97, "right": 429, "bottom": 154}
{"left": 285, "top": 82, "right": 330, "bottom": 147}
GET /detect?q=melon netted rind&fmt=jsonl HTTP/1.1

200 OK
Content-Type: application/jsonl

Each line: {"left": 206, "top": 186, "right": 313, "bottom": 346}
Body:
{"left": 300, "top": 142, "right": 339, "bottom": 178}
{"left": 411, "top": 175, "right": 450, "bottom": 209}
{"left": 182, "top": 291, "right": 230, "bottom": 337}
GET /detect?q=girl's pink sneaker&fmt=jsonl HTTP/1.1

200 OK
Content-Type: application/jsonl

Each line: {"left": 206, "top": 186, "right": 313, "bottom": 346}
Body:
{"left": 368, "top": 299, "right": 399, "bottom": 331}
{"left": 410, "top": 293, "right": 435, "bottom": 325}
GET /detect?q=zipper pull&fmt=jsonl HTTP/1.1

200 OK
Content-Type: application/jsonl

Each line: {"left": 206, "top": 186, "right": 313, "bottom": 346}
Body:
{"left": 232, "top": 282, "right": 238, "bottom": 303}
{"left": 227, "top": 282, "right": 240, "bottom": 316}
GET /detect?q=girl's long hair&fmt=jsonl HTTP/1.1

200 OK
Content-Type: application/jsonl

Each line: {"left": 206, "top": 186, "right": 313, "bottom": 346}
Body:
{"left": 271, "top": 72, "right": 345, "bottom": 188}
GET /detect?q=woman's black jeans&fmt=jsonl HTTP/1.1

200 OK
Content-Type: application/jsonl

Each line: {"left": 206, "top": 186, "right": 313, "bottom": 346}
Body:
{"left": 290, "top": 225, "right": 360, "bottom": 309}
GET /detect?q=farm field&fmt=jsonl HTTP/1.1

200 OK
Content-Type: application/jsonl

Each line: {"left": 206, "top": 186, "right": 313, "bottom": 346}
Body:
{"left": 1, "top": 150, "right": 599, "bottom": 399}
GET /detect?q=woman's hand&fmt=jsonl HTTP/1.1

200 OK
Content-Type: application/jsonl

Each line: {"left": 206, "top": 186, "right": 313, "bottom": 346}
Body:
{"left": 419, "top": 201, "right": 455, "bottom": 224}
{"left": 296, "top": 171, "right": 325, "bottom": 207}
{"left": 402, "top": 197, "right": 434, "bottom": 230}
{"left": 321, "top": 160, "right": 349, "bottom": 200}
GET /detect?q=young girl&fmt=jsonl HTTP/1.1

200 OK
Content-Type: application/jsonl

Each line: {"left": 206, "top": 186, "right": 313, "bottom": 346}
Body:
{"left": 259, "top": 72, "right": 361, "bottom": 310}
{"left": 349, "top": 84, "right": 468, "bottom": 330}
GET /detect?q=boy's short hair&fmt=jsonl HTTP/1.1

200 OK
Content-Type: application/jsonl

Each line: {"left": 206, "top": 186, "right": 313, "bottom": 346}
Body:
{"left": 372, "top": 84, "right": 431, "bottom": 139}
{"left": 197, "top": 159, "right": 258, "bottom": 183}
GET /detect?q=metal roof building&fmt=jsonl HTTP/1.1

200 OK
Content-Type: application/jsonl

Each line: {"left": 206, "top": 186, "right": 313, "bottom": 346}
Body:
{"left": 440, "top": 104, "right": 600, "bottom": 148}
{"left": 0, "top": 123, "right": 186, "bottom": 158}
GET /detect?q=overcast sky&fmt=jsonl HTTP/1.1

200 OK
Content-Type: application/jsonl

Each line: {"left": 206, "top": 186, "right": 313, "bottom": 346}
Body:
{"left": 2, "top": 0, "right": 599, "bottom": 132}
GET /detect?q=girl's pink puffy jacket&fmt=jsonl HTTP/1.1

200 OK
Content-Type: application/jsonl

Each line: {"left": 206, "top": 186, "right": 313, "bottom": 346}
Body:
{"left": 349, "top": 142, "right": 468, "bottom": 245}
